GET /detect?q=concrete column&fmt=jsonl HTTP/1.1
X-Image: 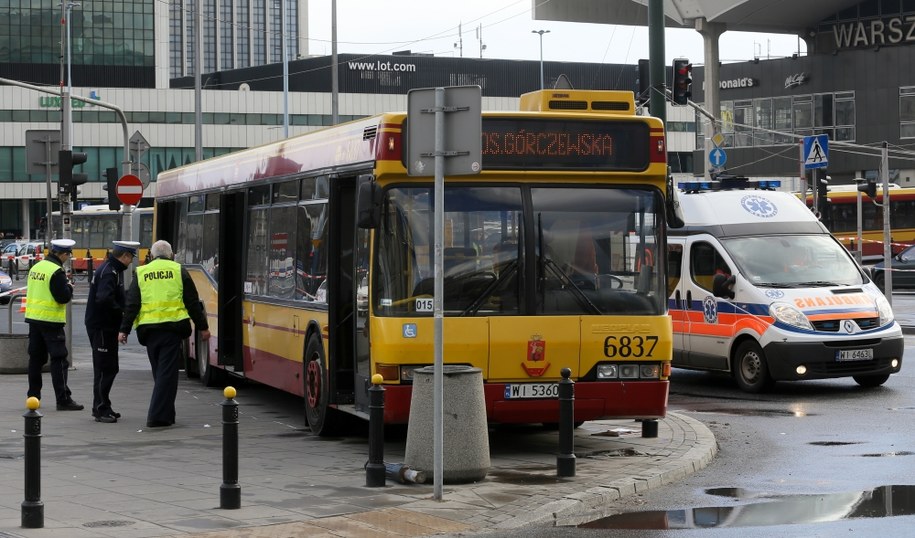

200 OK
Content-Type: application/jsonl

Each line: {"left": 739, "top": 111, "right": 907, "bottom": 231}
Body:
{"left": 695, "top": 18, "right": 725, "bottom": 181}
{"left": 20, "top": 199, "right": 30, "bottom": 240}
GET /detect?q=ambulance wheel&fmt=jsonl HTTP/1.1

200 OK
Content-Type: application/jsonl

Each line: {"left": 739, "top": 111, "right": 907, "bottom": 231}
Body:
{"left": 853, "top": 374, "right": 890, "bottom": 388}
{"left": 733, "top": 341, "right": 773, "bottom": 393}
{"left": 304, "top": 335, "right": 340, "bottom": 436}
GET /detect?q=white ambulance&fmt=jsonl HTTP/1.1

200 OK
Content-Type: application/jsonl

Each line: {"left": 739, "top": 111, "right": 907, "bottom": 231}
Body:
{"left": 667, "top": 179, "right": 904, "bottom": 392}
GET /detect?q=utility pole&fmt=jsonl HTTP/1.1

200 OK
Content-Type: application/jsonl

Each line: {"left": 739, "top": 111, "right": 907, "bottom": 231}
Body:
{"left": 647, "top": 0, "right": 666, "bottom": 126}
{"left": 532, "top": 30, "right": 550, "bottom": 90}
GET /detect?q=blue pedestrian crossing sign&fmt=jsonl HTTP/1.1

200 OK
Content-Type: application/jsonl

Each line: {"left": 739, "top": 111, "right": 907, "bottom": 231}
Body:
{"left": 804, "top": 134, "right": 829, "bottom": 169}
{"left": 709, "top": 147, "right": 727, "bottom": 168}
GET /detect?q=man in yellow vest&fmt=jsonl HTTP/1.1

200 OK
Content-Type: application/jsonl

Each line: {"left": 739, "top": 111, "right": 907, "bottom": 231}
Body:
{"left": 118, "top": 240, "right": 209, "bottom": 428}
{"left": 26, "top": 238, "right": 84, "bottom": 410}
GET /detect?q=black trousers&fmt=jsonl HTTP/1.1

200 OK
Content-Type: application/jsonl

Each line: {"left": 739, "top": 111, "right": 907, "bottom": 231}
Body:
{"left": 27, "top": 323, "right": 72, "bottom": 405}
{"left": 145, "top": 330, "right": 182, "bottom": 425}
{"left": 89, "top": 329, "right": 119, "bottom": 417}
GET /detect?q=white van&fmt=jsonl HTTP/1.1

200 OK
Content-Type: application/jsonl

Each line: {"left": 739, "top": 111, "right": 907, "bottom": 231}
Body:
{"left": 667, "top": 180, "right": 904, "bottom": 392}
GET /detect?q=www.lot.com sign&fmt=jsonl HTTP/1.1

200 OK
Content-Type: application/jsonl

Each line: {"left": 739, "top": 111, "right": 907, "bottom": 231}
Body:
{"left": 346, "top": 60, "right": 418, "bottom": 72}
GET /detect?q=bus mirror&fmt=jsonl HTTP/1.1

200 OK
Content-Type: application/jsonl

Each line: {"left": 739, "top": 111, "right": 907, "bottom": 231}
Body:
{"left": 356, "top": 177, "right": 381, "bottom": 229}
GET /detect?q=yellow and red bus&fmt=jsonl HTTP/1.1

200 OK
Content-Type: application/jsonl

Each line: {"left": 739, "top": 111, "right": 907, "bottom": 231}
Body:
{"left": 49, "top": 205, "right": 153, "bottom": 274}
{"left": 809, "top": 186, "right": 915, "bottom": 261}
{"left": 154, "top": 88, "right": 674, "bottom": 435}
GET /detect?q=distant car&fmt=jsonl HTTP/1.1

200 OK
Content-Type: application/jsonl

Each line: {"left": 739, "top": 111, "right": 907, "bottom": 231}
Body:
{"left": 872, "top": 244, "right": 915, "bottom": 290}
{"left": 0, "top": 241, "right": 23, "bottom": 270}
{"left": 14, "top": 242, "right": 47, "bottom": 272}
{"left": 0, "top": 268, "right": 12, "bottom": 304}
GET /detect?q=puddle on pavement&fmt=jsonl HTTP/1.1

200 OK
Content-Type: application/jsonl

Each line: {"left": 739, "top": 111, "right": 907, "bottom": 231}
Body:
{"left": 580, "top": 485, "right": 915, "bottom": 529}
{"left": 808, "top": 441, "right": 862, "bottom": 446}
{"left": 861, "top": 451, "right": 915, "bottom": 457}
{"left": 675, "top": 407, "right": 815, "bottom": 418}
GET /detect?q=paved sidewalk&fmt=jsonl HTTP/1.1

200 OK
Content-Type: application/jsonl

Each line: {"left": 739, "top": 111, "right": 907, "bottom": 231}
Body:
{"left": 0, "top": 347, "right": 717, "bottom": 538}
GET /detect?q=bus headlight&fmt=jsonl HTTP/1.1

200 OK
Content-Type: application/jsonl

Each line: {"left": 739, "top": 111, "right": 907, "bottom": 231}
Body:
{"left": 596, "top": 364, "right": 619, "bottom": 379}
{"left": 640, "top": 364, "right": 661, "bottom": 379}
{"left": 875, "top": 294, "right": 895, "bottom": 326}
{"left": 769, "top": 302, "right": 813, "bottom": 331}
{"left": 619, "top": 364, "right": 640, "bottom": 379}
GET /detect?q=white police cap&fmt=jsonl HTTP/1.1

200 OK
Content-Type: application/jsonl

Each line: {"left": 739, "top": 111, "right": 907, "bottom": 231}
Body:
{"left": 112, "top": 240, "right": 141, "bottom": 255}
{"left": 50, "top": 238, "right": 76, "bottom": 252}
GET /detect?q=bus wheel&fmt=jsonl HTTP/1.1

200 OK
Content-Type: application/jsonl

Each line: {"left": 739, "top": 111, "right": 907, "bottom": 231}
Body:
{"left": 733, "top": 341, "right": 773, "bottom": 393}
{"left": 853, "top": 373, "right": 890, "bottom": 388}
{"left": 183, "top": 338, "right": 199, "bottom": 378}
{"left": 304, "top": 335, "right": 336, "bottom": 436}
{"left": 198, "top": 331, "right": 225, "bottom": 387}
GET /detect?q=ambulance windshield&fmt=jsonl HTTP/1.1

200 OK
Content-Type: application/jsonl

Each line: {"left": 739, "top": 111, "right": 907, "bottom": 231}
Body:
{"left": 723, "top": 234, "right": 865, "bottom": 288}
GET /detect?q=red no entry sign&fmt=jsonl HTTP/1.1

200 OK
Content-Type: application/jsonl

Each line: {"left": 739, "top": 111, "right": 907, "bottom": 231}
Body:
{"left": 116, "top": 174, "right": 144, "bottom": 206}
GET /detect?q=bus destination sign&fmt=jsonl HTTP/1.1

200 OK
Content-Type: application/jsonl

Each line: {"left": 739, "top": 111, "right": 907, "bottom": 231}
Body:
{"left": 480, "top": 118, "right": 650, "bottom": 171}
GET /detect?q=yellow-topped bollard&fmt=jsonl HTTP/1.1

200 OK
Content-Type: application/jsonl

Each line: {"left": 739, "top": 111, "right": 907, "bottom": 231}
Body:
{"left": 220, "top": 386, "right": 240, "bottom": 509}
{"left": 366, "top": 372, "right": 386, "bottom": 487}
{"left": 22, "top": 396, "right": 43, "bottom": 528}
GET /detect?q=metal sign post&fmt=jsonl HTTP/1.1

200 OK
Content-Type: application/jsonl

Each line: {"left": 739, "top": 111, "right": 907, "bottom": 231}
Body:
{"left": 881, "top": 142, "right": 892, "bottom": 306}
{"left": 406, "top": 86, "right": 481, "bottom": 500}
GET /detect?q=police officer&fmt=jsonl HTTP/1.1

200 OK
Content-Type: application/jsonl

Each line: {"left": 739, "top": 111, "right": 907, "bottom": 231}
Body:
{"left": 26, "top": 238, "right": 83, "bottom": 411}
{"left": 118, "top": 240, "right": 209, "bottom": 428}
{"left": 85, "top": 240, "right": 139, "bottom": 423}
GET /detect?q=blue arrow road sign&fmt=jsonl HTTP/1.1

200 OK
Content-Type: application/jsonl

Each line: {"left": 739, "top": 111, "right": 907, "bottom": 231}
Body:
{"left": 803, "top": 134, "right": 828, "bottom": 169}
{"left": 709, "top": 147, "right": 727, "bottom": 167}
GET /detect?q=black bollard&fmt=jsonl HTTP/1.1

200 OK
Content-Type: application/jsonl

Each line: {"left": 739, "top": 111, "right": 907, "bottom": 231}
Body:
{"left": 366, "top": 374, "right": 386, "bottom": 487}
{"left": 641, "top": 419, "right": 659, "bottom": 438}
{"left": 21, "top": 397, "right": 43, "bottom": 529}
{"left": 220, "top": 387, "right": 241, "bottom": 509}
{"left": 557, "top": 367, "right": 576, "bottom": 477}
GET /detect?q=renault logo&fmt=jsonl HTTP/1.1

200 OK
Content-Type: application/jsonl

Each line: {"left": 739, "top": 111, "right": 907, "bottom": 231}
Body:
{"left": 843, "top": 320, "right": 856, "bottom": 334}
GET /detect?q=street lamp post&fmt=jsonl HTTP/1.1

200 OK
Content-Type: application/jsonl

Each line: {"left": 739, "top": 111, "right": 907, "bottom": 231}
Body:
{"left": 532, "top": 30, "right": 550, "bottom": 89}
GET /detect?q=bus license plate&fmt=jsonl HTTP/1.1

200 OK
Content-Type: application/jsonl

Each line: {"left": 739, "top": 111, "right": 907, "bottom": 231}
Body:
{"left": 504, "top": 383, "right": 559, "bottom": 399}
{"left": 836, "top": 348, "right": 874, "bottom": 361}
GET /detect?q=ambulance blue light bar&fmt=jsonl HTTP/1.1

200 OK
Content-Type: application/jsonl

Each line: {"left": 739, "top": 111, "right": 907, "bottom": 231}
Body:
{"left": 679, "top": 178, "right": 781, "bottom": 192}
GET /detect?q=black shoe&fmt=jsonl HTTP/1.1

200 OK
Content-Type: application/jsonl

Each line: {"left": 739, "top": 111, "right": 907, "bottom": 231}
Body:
{"left": 146, "top": 420, "right": 172, "bottom": 428}
{"left": 110, "top": 410, "right": 122, "bottom": 418}
{"left": 95, "top": 414, "right": 117, "bottom": 423}
{"left": 57, "top": 400, "right": 85, "bottom": 411}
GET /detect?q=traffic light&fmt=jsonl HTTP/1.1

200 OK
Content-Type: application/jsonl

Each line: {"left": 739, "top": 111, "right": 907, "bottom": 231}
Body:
{"left": 104, "top": 167, "right": 121, "bottom": 210}
{"left": 672, "top": 58, "right": 692, "bottom": 106}
{"left": 858, "top": 178, "right": 877, "bottom": 199}
{"left": 816, "top": 176, "right": 829, "bottom": 214}
{"left": 637, "top": 59, "right": 650, "bottom": 105}
{"left": 58, "top": 149, "right": 88, "bottom": 202}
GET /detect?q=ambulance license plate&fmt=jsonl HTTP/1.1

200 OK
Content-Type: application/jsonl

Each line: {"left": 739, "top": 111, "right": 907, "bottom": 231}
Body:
{"left": 504, "top": 383, "right": 559, "bottom": 399}
{"left": 836, "top": 348, "right": 873, "bottom": 361}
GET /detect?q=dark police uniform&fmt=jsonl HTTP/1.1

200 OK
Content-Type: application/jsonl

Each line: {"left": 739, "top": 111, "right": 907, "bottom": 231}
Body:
{"left": 85, "top": 242, "right": 137, "bottom": 422}
{"left": 25, "top": 239, "right": 83, "bottom": 410}
{"left": 120, "top": 255, "right": 208, "bottom": 427}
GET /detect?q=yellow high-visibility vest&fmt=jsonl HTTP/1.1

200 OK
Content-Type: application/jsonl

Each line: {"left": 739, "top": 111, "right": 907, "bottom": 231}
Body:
{"left": 135, "top": 258, "right": 189, "bottom": 327}
{"left": 24, "top": 260, "right": 66, "bottom": 323}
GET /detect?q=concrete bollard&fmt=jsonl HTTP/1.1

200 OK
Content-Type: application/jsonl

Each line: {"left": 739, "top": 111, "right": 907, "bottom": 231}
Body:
{"left": 557, "top": 367, "right": 576, "bottom": 477}
{"left": 21, "top": 397, "right": 43, "bottom": 529}
{"left": 366, "top": 374, "right": 386, "bottom": 487}
{"left": 220, "top": 386, "right": 241, "bottom": 509}
{"left": 405, "top": 365, "right": 490, "bottom": 484}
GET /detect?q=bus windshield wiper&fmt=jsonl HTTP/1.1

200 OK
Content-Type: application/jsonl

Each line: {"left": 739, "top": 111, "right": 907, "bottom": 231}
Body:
{"left": 540, "top": 256, "right": 602, "bottom": 315}
{"left": 460, "top": 259, "right": 519, "bottom": 316}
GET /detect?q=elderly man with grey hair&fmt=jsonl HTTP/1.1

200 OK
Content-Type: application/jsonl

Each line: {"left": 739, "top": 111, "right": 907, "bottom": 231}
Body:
{"left": 119, "top": 239, "right": 209, "bottom": 428}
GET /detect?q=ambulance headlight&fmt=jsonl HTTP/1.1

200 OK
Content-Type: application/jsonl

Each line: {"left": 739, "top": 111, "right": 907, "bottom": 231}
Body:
{"left": 875, "top": 294, "right": 894, "bottom": 326}
{"left": 769, "top": 302, "right": 813, "bottom": 331}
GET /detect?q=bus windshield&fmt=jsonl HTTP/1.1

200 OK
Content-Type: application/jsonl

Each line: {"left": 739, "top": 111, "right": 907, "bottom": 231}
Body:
{"left": 374, "top": 184, "right": 665, "bottom": 316}
{"left": 723, "top": 234, "right": 866, "bottom": 288}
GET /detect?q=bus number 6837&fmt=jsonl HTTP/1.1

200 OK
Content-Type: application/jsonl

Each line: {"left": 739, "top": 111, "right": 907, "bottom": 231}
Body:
{"left": 603, "top": 335, "right": 658, "bottom": 358}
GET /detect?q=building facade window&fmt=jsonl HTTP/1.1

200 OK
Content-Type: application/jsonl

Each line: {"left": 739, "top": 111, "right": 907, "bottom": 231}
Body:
{"left": 1, "top": 1, "right": 154, "bottom": 67}
{"left": 900, "top": 87, "right": 915, "bottom": 139}
{"left": 715, "top": 91, "right": 856, "bottom": 148}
